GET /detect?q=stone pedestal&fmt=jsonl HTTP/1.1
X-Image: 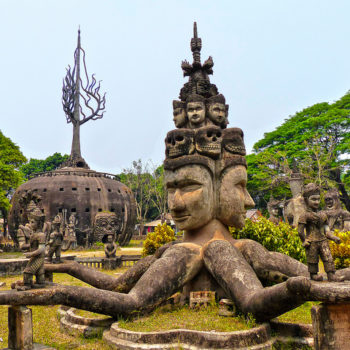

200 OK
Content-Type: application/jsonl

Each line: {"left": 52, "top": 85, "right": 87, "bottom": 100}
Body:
{"left": 8, "top": 306, "right": 33, "bottom": 350}
{"left": 6, "top": 306, "right": 55, "bottom": 350}
{"left": 312, "top": 303, "right": 350, "bottom": 350}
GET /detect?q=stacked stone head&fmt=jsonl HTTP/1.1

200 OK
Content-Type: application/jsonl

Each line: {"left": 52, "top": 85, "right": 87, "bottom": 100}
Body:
{"left": 164, "top": 23, "right": 251, "bottom": 232}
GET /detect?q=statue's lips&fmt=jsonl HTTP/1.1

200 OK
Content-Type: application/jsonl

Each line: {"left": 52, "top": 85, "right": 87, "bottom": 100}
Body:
{"left": 172, "top": 214, "right": 190, "bottom": 222}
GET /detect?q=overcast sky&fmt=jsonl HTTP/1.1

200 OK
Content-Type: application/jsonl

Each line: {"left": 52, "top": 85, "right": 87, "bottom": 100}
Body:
{"left": 1, "top": 0, "right": 350, "bottom": 174}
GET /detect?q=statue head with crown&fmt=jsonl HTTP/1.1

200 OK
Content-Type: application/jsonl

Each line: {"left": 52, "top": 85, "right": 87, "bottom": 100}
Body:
{"left": 164, "top": 24, "right": 253, "bottom": 248}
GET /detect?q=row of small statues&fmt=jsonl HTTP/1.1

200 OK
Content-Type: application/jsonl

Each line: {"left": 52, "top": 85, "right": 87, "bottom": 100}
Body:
{"left": 268, "top": 185, "right": 350, "bottom": 282}
{"left": 15, "top": 203, "right": 118, "bottom": 291}
{"left": 172, "top": 93, "right": 228, "bottom": 129}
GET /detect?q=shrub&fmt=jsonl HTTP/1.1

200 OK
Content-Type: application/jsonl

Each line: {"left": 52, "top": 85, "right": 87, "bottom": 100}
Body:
{"left": 142, "top": 223, "right": 176, "bottom": 257}
{"left": 329, "top": 230, "right": 350, "bottom": 269}
{"left": 230, "top": 216, "right": 306, "bottom": 263}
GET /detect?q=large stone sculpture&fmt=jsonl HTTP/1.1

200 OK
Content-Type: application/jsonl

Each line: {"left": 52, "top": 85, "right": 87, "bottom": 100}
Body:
{"left": 3, "top": 23, "right": 350, "bottom": 323}
{"left": 298, "top": 184, "right": 341, "bottom": 282}
{"left": 92, "top": 212, "right": 121, "bottom": 245}
{"left": 324, "top": 188, "right": 350, "bottom": 232}
{"left": 8, "top": 30, "right": 137, "bottom": 247}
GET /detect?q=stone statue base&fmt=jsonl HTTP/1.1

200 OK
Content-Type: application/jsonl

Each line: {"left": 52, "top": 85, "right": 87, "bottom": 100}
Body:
{"left": 312, "top": 302, "right": 350, "bottom": 350}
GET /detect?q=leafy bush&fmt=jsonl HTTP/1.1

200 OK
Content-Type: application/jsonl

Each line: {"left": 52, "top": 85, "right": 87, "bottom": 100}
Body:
{"left": 142, "top": 223, "right": 176, "bottom": 257}
{"left": 230, "top": 216, "right": 306, "bottom": 263}
{"left": 329, "top": 230, "right": 350, "bottom": 269}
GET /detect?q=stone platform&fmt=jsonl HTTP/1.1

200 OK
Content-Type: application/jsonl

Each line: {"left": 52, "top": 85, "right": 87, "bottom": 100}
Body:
{"left": 58, "top": 306, "right": 114, "bottom": 338}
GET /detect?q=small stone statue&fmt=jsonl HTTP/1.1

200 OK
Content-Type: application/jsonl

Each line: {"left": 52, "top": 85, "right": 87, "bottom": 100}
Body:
{"left": 298, "top": 183, "right": 342, "bottom": 282}
{"left": 104, "top": 234, "right": 117, "bottom": 259}
{"left": 19, "top": 206, "right": 46, "bottom": 290}
{"left": 267, "top": 197, "right": 281, "bottom": 225}
{"left": 324, "top": 189, "right": 350, "bottom": 232}
{"left": 47, "top": 214, "right": 64, "bottom": 263}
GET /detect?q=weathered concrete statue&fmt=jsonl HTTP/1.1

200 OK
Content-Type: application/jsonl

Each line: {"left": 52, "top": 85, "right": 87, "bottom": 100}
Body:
{"left": 104, "top": 235, "right": 117, "bottom": 259}
{"left": 3, "top": 23, "right": 350, "bottom": 322}
{"left": 267, "top": 197, "right": 281, "bottom": 225}
{"left": 324, "top": 188, "right": 350, "bottom": 232}
{"left": 18, "top": 205, "right": 46, "bottom": 290}
{"left": 47, "top": 214, "right": 64, "bottom": 263}
{"left": 298, "top": 183, "right": 341, "bottom": 282}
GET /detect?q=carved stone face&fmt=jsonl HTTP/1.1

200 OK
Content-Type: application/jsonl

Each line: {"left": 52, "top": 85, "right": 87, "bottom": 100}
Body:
{"left": 93, "top": 212, "right": 120, "bottom": 242}
{"left": 222, "top": 128, "right": 246, "bottom": 156}
{"left": 306, "top": 195, "right": 320, "bottom": 211}
{"left": 217, "top": 166, "right": 255, "bottom": 228}
{"left": 29, "top": 218, "right": 39, "bottom": 231}
{"left": 195, "top": 126, "right": 222, "bottom": 158}
{"left": 173, "top": 107, "right": 187, "bottom": 128}
{"left": 208, "top": 103, "right": 226, "bottom": 126}
{"left": 165, "top": 129, "right": 195, "bottom": 158}
{"left": 165, "top": 165, "right": 214, "bottom": 231}
{"left": 186, "top": 102, "right": 205, "bottom": 128}
{"left": 325, "top": 197, "right": 334, "bottom": 209}
{"left": 270, "top": 207, "right": 279, "bottom": 217}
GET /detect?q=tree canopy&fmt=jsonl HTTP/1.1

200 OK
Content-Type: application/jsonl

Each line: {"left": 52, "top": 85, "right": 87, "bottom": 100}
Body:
{"left": 20, "top": 152, "right": 69, "bottom": 179}
{"left": 116, "top": 160, "right": 166, "bottom": 228}
{"left": 0, "top": 130, "right": 27, "bottom": 224}
{"left": 247, "top": 91, "right": 350, "bottom": 210}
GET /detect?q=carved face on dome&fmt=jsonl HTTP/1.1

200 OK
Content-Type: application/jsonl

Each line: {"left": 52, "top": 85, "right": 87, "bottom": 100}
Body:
{"left": 93, "top": 212, "right": 120, "bottom": 243}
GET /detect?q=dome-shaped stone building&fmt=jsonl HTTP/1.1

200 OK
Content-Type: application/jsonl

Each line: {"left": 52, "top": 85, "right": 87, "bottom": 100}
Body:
{"left": 8, "top": 167, "right": 136, "bottom": 246}
{"left": 8, "top": 31, "right": 137, "bottom": 246}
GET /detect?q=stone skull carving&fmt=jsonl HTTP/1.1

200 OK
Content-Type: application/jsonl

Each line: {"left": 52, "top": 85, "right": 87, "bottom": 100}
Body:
{"left": 165, "top": 129, "right": 195, "bottom": 158}
{"left": 195, "top": 126, "right": 222, "bottom": 158}
{"left": 92, "top": 212, "right": 121, "bottom": 243}
{"left": 222, "top": 128, "right": 246, "bottom": 156}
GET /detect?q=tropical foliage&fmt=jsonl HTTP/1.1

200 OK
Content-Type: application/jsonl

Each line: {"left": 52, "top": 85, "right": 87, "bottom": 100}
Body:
{"left": 247, "top": 91, "right": 350, "bottom": 211}
{"left": 142, "top": 223, "right": 176, "bottom": 257}
{"left": 230, "top": 217, "right": 306, "bottom": 263}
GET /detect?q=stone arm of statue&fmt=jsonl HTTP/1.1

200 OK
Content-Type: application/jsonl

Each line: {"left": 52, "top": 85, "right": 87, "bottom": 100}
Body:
{"left": 24, "top": 243, "right": 45, "bottom": 259}
{"left": 297, "top": 222, "right": 309, "bottom": 247}
{"left": 110, "top": 244, "right": 117, "bottom": 256}
{"left": 325, "top": 225, "right": 341, "bottom": 244}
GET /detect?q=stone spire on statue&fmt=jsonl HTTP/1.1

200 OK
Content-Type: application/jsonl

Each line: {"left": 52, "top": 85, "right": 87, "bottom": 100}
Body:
{"left": 62, "top": 29, "right": 106, "bottom": 169}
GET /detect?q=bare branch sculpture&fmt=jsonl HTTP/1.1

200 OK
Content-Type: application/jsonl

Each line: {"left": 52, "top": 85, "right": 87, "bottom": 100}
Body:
{"left": 62, "top": 29, "right": 106, "bottom": 169}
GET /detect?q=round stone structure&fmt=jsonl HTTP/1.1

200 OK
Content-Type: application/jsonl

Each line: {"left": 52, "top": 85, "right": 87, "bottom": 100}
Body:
{"left": 8, "top": 167, "right": 137, "bottom": 246}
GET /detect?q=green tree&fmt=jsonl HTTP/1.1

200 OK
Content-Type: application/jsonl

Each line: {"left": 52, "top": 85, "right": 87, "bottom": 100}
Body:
{"left": 116, "top": 160, "right": 167, "bottom": 233}
{"left": 248, "top": 92, "right": 350, "bottom": 210}
{"left": 0, "top": 130, "right": 27, "bottom": 235}
{"left": 20, "top": 152, "right": 69, "bottom": 179}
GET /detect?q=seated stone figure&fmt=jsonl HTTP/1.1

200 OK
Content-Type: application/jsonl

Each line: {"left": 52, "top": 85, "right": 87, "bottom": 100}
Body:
{"left": 298, "top": 184, "right": 341, "bottom": 282}
{"left": 3, "top": 23, "right": 350, "bottom": 322}
{"left": 104, "top": 234, "right": 117, "bottom": 259}
{"left": 324, "top": 188, "right": 350, "bottom": 232}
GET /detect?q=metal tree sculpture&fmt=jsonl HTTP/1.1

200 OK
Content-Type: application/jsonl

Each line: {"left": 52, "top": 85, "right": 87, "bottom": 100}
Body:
{"left": 62, "top": 29, "right": 106, "bottom": 169}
